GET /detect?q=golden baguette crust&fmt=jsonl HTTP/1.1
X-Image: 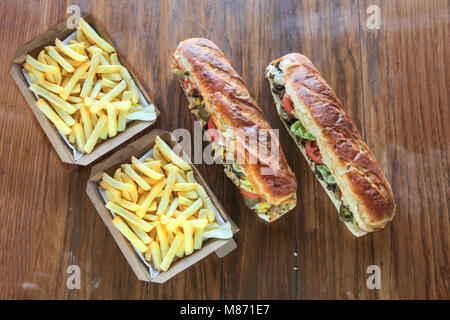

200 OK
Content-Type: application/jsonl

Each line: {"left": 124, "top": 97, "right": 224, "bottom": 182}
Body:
{"left": 172, "top": 38, "right": 297, "bottom": 206}
{"left": 270, "top": 53, "right": 395, "bottom": 232}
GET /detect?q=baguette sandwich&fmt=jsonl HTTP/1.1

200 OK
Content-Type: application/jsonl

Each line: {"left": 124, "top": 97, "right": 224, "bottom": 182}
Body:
{"left": 266, "top": 53, "right": 395, "bottom": 236}
{"left": 172, "top": 38, "right": 297, "bottom": 222}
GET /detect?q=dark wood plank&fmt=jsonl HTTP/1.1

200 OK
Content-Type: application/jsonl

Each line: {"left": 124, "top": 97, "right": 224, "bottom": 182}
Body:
{"left": 358, "top": 0, "right": 449, "bottom": 299}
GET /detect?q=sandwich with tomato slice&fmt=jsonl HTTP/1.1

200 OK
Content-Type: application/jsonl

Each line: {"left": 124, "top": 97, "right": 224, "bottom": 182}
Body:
{"left": 171, "top": 38, "right": 297, "bottom": 222}
{"left": 266, "top": 53, "right": 395, "bottom": 236}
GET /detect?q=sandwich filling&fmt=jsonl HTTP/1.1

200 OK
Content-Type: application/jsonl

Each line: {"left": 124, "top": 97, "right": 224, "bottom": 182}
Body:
{"left": 266, "top": 63, "right": 363, "bottom": 233}
{"left": 175, "top": 69, "right": 284, "bottom": 221}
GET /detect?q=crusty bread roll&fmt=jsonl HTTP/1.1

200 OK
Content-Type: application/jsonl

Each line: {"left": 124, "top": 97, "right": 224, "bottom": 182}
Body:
{"left": 172, "top": 38, "right": 297, "bottom": 222}
{"left": 266, "top": 53, "right": 395, "bottom": 235}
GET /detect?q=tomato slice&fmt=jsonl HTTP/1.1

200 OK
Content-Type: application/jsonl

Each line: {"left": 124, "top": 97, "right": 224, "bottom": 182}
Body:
{"left": 282, "top": 94, "right": 296, "bottom": 118}
{"left": 240, "top": 188, "right": 259, "bottom": 199}
{"left": 306, "top": 140, "right": 323, "bottom": 164}
{"left": 208, "top": 117, "right": 220, "bottom": 142}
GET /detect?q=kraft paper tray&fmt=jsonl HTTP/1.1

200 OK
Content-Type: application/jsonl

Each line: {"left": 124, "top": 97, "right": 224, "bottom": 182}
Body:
{"left": 86, "top": 129, "right": 239, "bottom": 283}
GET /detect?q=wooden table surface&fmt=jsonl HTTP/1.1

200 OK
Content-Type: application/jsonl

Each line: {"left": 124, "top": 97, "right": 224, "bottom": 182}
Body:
{"left": 0, "top": 0, "right": 448, "bottom": 300}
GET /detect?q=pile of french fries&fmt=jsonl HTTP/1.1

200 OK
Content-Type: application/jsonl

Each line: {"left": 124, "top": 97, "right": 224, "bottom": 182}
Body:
{"left": 22, "top": 17, "right": 145, "bottom": 153}
{"left": 99, "top": 136, "right": 220, "bottom": 272}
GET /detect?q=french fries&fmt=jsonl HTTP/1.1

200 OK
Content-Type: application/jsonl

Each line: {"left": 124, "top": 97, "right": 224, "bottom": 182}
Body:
{"left": 99, "top": 136, "right": 222, "bottom": 272}
{"left": 22, "top": 19, "right": 154, "bottom": 154}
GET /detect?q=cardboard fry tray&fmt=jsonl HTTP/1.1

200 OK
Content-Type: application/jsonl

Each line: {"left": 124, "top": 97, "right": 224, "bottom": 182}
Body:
{"left": 86, "top": 129, "right": 239, "bottom": 283}
{"left": 10, "top": 13, "right": 159, "bottom": 166}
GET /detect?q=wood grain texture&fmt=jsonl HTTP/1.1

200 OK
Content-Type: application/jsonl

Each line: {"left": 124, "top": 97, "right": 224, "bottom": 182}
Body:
{"left": 0, "top": 0, "right": 448, "bottom": 299}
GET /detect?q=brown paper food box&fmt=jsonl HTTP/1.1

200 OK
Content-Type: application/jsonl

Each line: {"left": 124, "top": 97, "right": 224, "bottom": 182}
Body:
{"left": 11, "top": 14, "right": 159, "bottom": 165}
{"left": 86, "top": 129, "right": 239, "bottom": 283}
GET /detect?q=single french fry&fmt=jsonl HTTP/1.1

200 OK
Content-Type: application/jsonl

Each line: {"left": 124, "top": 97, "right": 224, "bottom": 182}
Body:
{"left": 26, "top": 54, "right": 58, "bottom": 75}
{"left": 76, "top": 29, "right": 91, "bottom": 45}
{"left": 160, "top": 232, "right": 184, "bottom": 271}
{"left": 84, "top": 114, "right": 107, "bottom": 153}
{"left": 68, "top": 129, "right": 75, "bottom": 143}
{"left": 90, "top": 80, "right": 126, "bottom": 113}
{"left": 55, "top": 38, "right": 88, "bottom": 62}
{"left": 166, "top": 198, "right": 178, "bottom": 218}
{"left": 97, "top": 65, "right": 122, "bottom": 73}
{"left": 187, "top": 219, "right": 208, "bottom": 229}
{"left": 71, "top": 84, "right": 81, "bottom": 95}
{"left": 80, "top": 105, "right": 93, "bottom": 141}
{"left": 99, "top": 114, "right": 109, "bottom": 139}
{"left": 106, "top": 201, "right": 152, "bottom": 232}
{"left": 103, "top": 72, "right": 122, "bottom": 82}
{"left": 120, "top": 172, "right": 139, "bottom": 203}
{"left": 38, "top": 51, "right": 56, "bottom": 83}
{"left": 193, "top": 209, "right": 207, "bottom": 250}
{"left": 144, "top": 214, "right": 160, "bottom": 221}
{"left": 36, "top": 99, "right": 71, "bottom": 135}
{"left": 101, "top": 77, "right": 117, "bottom": 88}
{"left": 46, "top": 46, "right": 75, "bottom": 73}
{"left": 106, "top": 102, "right": 118, "bottom": 137}
{"left": 80, "top": 48, "right": 102, "bottom": 97}
{"left": 130, "top": 224, "right": 152, "bottom": 245}
{"left": 173, "top": 183, "right": 199, "bottom": 192}
{"left": 127, "top": 79, "right": 139, "bottom": 104}
{"left": 108, "top": 100, "right": 132, "bottom": 110}
{"left": 151, "top": 143, "right": 168, "bottom": 165}
{"left": 23, "top": 62, "right": 45, "bottom": 82}
{"left": 29, "top": 73, "right": 65, "bottom": 94}
{"left": 109, "top": 52, "right": 119, "bottom": 65}
{"left": 160, "top": 215, "right": 173, "bottom": 225}
{"left": 183, "top": 221, "right": 194, "bottom": 256}
{"left": 43, "top": 54, "right": 62, "bottom": 85}
{"left": 156, "top": 225, "right": 169, "bottom": 259}
{"left": 67, "top": 41, "right": 85, "bottom": 51}
{"left": 131, "top": 156, "right": 165, "bottom": 180}
{"left": 112, "top": 216, "right": 147, "bottom": 253}
{"left": 155, "top": 136, "right": 191, "bottom": 171}
{"left": 166, "top": 198, "right": 203, "bottom": 232}
{"left": 90, "top": 110, "right": 98, "bottom": 126}
{"left": 150, "top": 241, "right": 162, "bottom": 270}
{"left": 73, "top": 122, "right": 85, "bottom": 152}
{"left": 136, "top": 180, "right": 166, "bottom": 218}
{"left": 104, "top": 189, "right": 122, "bottom": 203}
{"left": 29, "top": 83, "right": 76, "bottom": 114}
{"left": 121, "top": 164, "right": 151, "bottom": 191}
{"left": 106, "top": 195, "right": 141, "bottom": 212}
{"left": 99, "top": 54, "right": 110, "bottom": 65}
{"left": 66, "top": 96, "right": 83, "bottom": 103}
{"left": 78, "top": 17, "right": 115, "bottom": 53}
{"left": 99, "top": 180, "right": 120, "bottom": 196}
{"left": 117, "top": 109, "right": 127, "bottom": 132}
{"left": 61, "top": 63, "right": 89, "bottom": 100}
{"left": 178, "top": 191, "right": 199, "bottom": 200}
{"left": 144, "top": 244, "right": 152, "bottom": 262}
{"left": 101, "top": 171, "right": 134, "bottom": 192}
{"left": 89, "top": 80, "right": 103, "bottom": 99}
{"left": 204, "top": 197, "right": 216, "bottom": 222}
{"left": 114, "top": 169, "right": 133, "bottom": 201}
{"left": 176, "top": 237, "right": 185, "bottom": 258}
{"left": 178, "top": 195, "right": 193, "bottom": 207}
{"left": 167, "top": 230, "right": 175, "bottom": 245}
{"left": 50, "top": 102, "right": 76, "bottom": 127}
